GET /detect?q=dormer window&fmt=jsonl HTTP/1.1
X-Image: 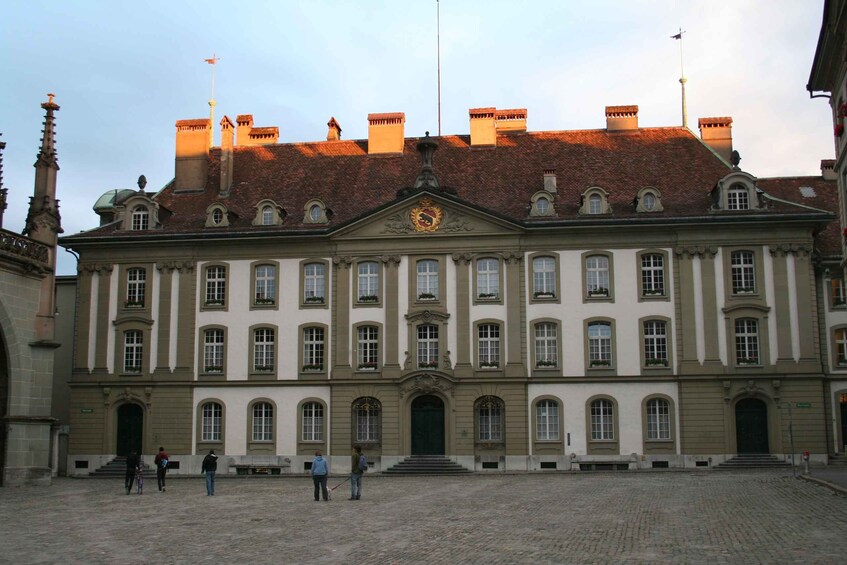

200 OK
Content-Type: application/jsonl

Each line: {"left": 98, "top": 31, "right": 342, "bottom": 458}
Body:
{"left": 303, "top": 199, "right": 328, "bottom": 224}
{"left": 579, "top": 187, "right": 611, "bottom": 215}
{"left": 529, "top": 192, "right": 556, "bottom": 217}
{"left": 131, "top": 206, "right": 149, "bottom": 230}
{"left": 636, "top": 187, "right": 664, "bottom": 213}
{"left": 727, "top": 184, "right": 749, "bottom": 210}
{"left": 205, "top": 204, "right": 230, "bottom": 227}
{"left": 252, "top": 199, "right": 284, "bottom": 226}
{"left": 262, "top": 206, "right": 273, "bottom": 225}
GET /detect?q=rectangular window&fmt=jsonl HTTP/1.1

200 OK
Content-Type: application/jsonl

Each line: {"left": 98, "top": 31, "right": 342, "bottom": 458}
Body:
{"left": 590, "top": 400, "right": 614, "bottom": 440}
{"left": 201, "top": 403, "right": 222, "bottom": 441}
{"left": 357, "top": 326, "right": 378, "bottom": 369}
{"left": 252, "top": 403, "right": 273, "bottom": 441}
{"left": 835, "top": 328, "right": 847, "bottom": 365}
{"left": 641, "top": 254, "right": 665, "bottom": 296}
{"left": 416, "top": 260, "right": 439, "bottom": 300}
{"left": 123, "top": 331, "right": 143, "bottom": 373}
{"left": 417, "top": 324, "right": 439, "bottom": 368}
{"left": 304, "top": 263, "right": 326, "bottom": 303}
{"left": 731, "top": 251, "right": 756, "bottom": 294}
{"left": 534, "top": 323, "right": 557, "bottom": 368}
{"left": 478, "top": 324, "right": 501, "bottom": 368}
{"left": 532, "top": 256, "right": 556, "bottom": 297}
{"left": 254, "top": 265, "right": 276, "bottom": 305}
{"left": 357, "top": 261, "right": 380, "bottom": 302}
{"left": 588, "top": 322, "right": 612, "bottom": 366}
{"left": 203, "top": 329, "right": 224, "bottom": 372}
{"left": 646, "top": 398, "right": 670, "bottom": 440}
{"left": 832, "top": 278, "right": 846, "bottom": 307}
{"left": 735, "top": 319, "right": 759, "bottom": 364}
{"left": 126, "top": 268, "right": 146, "bottom": 307}
{"left": 478, "top": 399, "right": 502, "bottom": 441}
{"left": 205, "top": 266, "right": 226, "bottom": 305}
{"left": 303, "top": 327, "right": 325, "bottom": 371}
{"left": 131, "top": 207, "right": 149, "bottom": 231}
{"left": 253, "top": 328, "right": 275, "bottom": 372}
{"left": 536, "top": 400, "right": 560, "bottom": 441}
{"left": 477, "top": 258, "right": 500, "bottom": 299}
{"left": 643, "top": 320, "right": 668, "bottom": 366}
{"left": 585, "top": 255, "right": 610, "bottom": 296}
{"left": 302, "top": 402, "right": 324, "bottom": 442}
{"left": 727, "top": 186, "right": 749, "bottom": 210}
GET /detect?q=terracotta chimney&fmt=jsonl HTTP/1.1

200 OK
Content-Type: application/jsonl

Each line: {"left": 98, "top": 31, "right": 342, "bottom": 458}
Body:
{"left": 368, "top": 112, "right": 405, "bottom": 154}
{"left": 606, "top": 105, "right": 639, "bottom": 131}
{"left": 220, "top": 116, "right": 234, "bottom": 196}
{"left": 698, "top": 117, "right": 733, "bottom": 163}
{"left": 327, "top": 117, "right": 342, "bottom": 141}
{"left": 469, "top": 107, "right": 496, "bottom": 147}
{"left": 174, "top": 118, "right": 210, "bottom": 192}
{"left": 236, "top": 114, "right": 253, "bottom": 146}
{"left": 495, "top": 108, "right": 527, "bottom": 134}
{"left": 821, "top": 159, "right": 836, "bottom": 180}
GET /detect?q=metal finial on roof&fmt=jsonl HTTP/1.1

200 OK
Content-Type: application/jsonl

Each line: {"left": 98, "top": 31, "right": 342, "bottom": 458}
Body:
{"left": 413, "top": 131, "right": 440, "bottom": 190}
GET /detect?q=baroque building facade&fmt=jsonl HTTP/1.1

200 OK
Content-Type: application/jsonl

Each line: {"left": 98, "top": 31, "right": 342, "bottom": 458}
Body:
{"left": 61, "top": 102, "right": 843, "bottom": 475}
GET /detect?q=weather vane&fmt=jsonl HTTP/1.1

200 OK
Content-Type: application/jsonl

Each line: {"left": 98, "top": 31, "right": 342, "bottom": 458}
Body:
{"left": 671, "top": 28, "right": 688, "bottom": 128}
{"left": 204, "top": 54, "right": 220, "bottom": 147}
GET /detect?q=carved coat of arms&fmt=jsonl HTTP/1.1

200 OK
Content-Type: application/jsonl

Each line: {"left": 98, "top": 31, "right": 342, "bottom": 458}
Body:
{"left": 410, "top": 199, "right": 443, "bottom": 232}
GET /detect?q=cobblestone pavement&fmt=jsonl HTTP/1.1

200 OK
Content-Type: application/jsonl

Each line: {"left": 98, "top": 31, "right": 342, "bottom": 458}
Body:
{"left": 1, "top": 471, "right": 846, "bottom": 564}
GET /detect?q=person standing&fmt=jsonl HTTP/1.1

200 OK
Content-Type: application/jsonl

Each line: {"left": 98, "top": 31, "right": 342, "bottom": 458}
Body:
{"left": 201, "top": 449, "right": 218, "bottom": 496}
{"left": 349, "top": 445, "right": 365, "bottom": 500}
{"left": 311, "top": 450, "right": 329, "bottom": 501}
{"left": 125, "top": 450, "right": 140, "bottom": 495}
{"left": 154, "top": 446, "right": 169, "bottom": 492}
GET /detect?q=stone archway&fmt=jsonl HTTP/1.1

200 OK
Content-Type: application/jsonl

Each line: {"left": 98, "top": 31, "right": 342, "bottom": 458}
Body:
{"left": 735, "top": 398, "right": 769, "bottom": 454}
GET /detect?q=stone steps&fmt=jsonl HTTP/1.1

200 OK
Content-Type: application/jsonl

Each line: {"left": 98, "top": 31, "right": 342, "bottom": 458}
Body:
{"left": 89, "top": 457, "right": 157, "bottom": 479}
{"left": 716, "top": 454, "right": 792, "bottom": 470}
{"left": 383, "top": 455, "right": 471, "bottom": 475}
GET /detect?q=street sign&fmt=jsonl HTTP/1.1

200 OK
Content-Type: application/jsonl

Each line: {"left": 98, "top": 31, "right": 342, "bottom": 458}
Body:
{"left": 795, "top": 402, "right": 811, "bottom": 408}
{"left": 80, "top": 408, "right": 94, "bottom": 413}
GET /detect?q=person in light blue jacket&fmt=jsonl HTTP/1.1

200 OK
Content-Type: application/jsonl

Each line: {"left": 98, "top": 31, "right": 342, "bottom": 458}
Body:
{"left": 311, "top": 450, "right": 329, "bottom": 501}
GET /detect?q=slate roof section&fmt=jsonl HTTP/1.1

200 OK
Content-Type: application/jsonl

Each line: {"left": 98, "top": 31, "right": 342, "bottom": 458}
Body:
{"left": 63, "top": 126, "right": 837, "bottom": 242}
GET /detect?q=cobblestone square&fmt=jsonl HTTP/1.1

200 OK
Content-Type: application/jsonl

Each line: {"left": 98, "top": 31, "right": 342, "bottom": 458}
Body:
{"left": 1, "top": 471, "right": 845, "bottom": 564}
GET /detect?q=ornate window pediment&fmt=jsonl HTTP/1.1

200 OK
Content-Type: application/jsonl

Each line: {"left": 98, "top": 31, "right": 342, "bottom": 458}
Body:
{"left": 712, "top": 171, "right": 764, "bottom": 211}
{"left": 119, "top": 193, "right": 160, "bottom": 231}
{"left": 253, "top": 199, "right": 285, "bottom": 226}
{"left": 303, "top": 199, "right": 329, "bottom": 224}
{"left": 635, "top": 187, "right": 664, "bottom": 213}
{"left": 579, "top": 187, "right": 611, "bottom": 215}
{"left": 205, "top": 203, "right": 231, "bottom": 227}
{"left": 529, "top": 191, "right": 556, "bottom": 217}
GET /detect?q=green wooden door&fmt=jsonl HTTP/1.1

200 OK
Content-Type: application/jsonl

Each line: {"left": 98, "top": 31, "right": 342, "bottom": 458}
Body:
{"left": 116, "top": 403, "right": 143, "bottom": 456}
{"left": 411, "top": 395, "right": 445, "bottom": 455}
{"left": 735, "top": 398, "right": 769, "bottom": 454}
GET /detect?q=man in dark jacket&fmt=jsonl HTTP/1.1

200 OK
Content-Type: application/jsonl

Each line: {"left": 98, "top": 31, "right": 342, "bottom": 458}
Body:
{"left": 154, "top": 446, "right": 169, "bottom": 492}
{"left": 125, "top": 451, "right": 140, "bottom": 494}
{"left": 201, "top": 449, "right": 218, "bottom": 496}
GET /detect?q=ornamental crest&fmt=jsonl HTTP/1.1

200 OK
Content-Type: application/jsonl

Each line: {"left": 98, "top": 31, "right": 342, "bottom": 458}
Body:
{"left": 410, "top": 199, "right": 443, "bottom": 232}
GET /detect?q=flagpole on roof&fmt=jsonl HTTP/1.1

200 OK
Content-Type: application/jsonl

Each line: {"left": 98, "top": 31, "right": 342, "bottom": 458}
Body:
{"left": 437, "top": 0, "right": 442, "bottom": 137}
{"left": 671, "top": 28, "right": 688, "bottom": 128}
{"left": 204, "top": 53, "right": 220, "bottom": 147}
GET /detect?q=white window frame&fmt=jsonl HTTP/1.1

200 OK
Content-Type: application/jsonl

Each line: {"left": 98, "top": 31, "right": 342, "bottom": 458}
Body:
{"left": 304, "top": 262, "right": 326, "bottom": 302}
{"left": 534, "top": 322, "right": 558, "bottom": 368}
{"left": 588, "top": 322, "right": 612, "bottom": 366}
{"left": 254, "top": 264, "right": 276, "bottom": 304}
{"left": 731, "top": 251, "right": 756, "bottom": 294}
{"left": 201, "top": 402, "right": 222, "bottom": 442}
{"left": 354, "top": 398, "right": 381, "bottom": 443}
{"left": 131, "top": 206, "right": 149, "bottom": 231}
{"left": 735, "top": 318, "right": 760, "bottom": 365}
{"left": 643, "top": 320, "right": 668, "bottom": 365}
{"left": 253, "top": 328, "right": 275, "bottom": 372}
{"left": 646, "top": 398, "right": 670, "bottom": 440}
{"left": 536, "top": 399, "right": 560, "bottom": 441}
{"left": 590, "top": 399, "right": 614, "bottom": 440}
{"left": 357, "top": 261, "right": 380, "bottom": 302}
{"left": 585, "top": 255, "right": 610, "bottom": 296}
{"left": 476, "top": 258, "right": 500, "bottom": 299}
{"left": 416, "top": 259, "right": 439, "bottom": 300}
{"left": 532, "top": 256, "right": 556, "bottom": 297}
{"left": 478, "top": 323, "right": 501, "bottom": 368}
{"left": 126, "top": 268, "right": 146, "bottom": 306}
{"left": 357, "top": 326, "right": 379, "bottom": 369}
{"left": 417, "top": 324, "right": 439, "bottom": 368}
{"left": 203, "top": 329, "right": 224, "bottom": 373}
{"left": 252, "top": 402, "right": 273, "bottom": 442}
{"left": 205, "top": 266, "right": 226, "bottom": 305}
{"left": 641, "top": 254, "right": 665, "bottom": 296}
{"left": 303, "top": 327, "right": 325, "bottom": 370}
{"left": 477, "top": 396, "right": 503, "bottom": 442}
{"left": 302, "top": 402, "right": 324, "bottom": 442}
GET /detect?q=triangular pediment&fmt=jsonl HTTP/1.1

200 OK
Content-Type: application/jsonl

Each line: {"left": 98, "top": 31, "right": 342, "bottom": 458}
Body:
{"left": 331, "top": 191, "right": 524, "bottom": 240}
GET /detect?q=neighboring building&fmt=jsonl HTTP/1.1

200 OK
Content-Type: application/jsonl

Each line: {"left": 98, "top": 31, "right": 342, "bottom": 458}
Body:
{"left": 60, "top": 103, "right": 840, "bottom": 475}
{"left": 809, "top": 0, "right": 847, "bottom": 461}
{"left": 0, "top": 97, "right": 63, "bottom": 486}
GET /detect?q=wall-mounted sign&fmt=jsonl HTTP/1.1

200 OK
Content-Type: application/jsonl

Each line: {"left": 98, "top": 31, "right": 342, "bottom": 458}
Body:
{"left": 80, "top": 408, "right": 94, "bottom": 414}
{"left": 795, "top": 402, "right": 811, "bottom": 408}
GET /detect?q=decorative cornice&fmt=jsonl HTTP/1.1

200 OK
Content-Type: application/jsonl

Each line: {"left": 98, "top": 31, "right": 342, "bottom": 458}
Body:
{"left": 80, "top": 263, "right": 113, "bottom": 275}
{"left": 332, "top": 255, "right": 353, "bottom": 268}
{"left": 399, "top": 373, "right": 454, "bottom": 398}
{"left": 769, "top": 243, "right": 812, "bottom": 258}
{"left": 380, "top": 254, "right": 401, "bottom": 266}
{"left": 156, "top": 261, "right": 195, "bottom": 274}
{"left": 405, "top": 309, "right": 451, "bottom": 323}
{"left": 504, "top": 251, "right": 523, "bottom": 265}
{"left": 675, "top": 245, "right": 717, "bottom": 259}
{"left": 451, "top": 252, "right": 473, "bottom": 264}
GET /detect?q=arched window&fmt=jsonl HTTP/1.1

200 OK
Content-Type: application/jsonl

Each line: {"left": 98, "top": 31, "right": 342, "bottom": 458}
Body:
{"left": 254, "top": 264, "right": 276, "bottom": 305}
{"left": 643, "top": 320, "right": 668, "bottom": 366}
{"left": 534, "top": 322, "right": 558, "bottom": 368}
{"left": 304, "top": 262, "right": 326, "bottom": 303}
{"left": 201, "top": 402, "right": 222, "bottom": 441}
{"left": 640, "top": 254, "right": 665, "bottom": 296}
{"left": 253, "top": 328, "right": 275, "bottom": 372}
{"left": 476, "top": 258, "right": 500, "bottom": 299}
{"left": 303, "top": 327, "right": 325, "bottom": 371}
{"left": 590, "top": 399, "right": 614, "bottom": 440}
{"left": 203, "top": 329, "right": 225, "bottom": 373}
{"left": 588, "top": 194, "right": 603, "bottom": 214}
{"left": 252, "top": 402, "right": 273, "bottom": 441}
{"left": 126, "top": 268, "right": 146, "bottom": 307}
{"left": 646, "top": 398, "right": 670, "bottom": 440}
{"left": 211, "top": 208, "right": 224, "bottom": 225}
{"left": 588, "top": 322, "right": 612, "bottom": 366}
{"left": 478, "top": 323, "right": 501, "bottom": 368}
{"left": 416, "top": 259, "right": 439, "bottom": 300}
{"left": 262, "top": 205, "right": 274, "bottom": 225}
{"left": 532, "top": 256, "right": 556, "bottom": 298}
{"left": 476, "top": 396, "right": 504, "bottom": 442}
{"left": 585, "top": 255, "right": 610, "bottom": 296}
{"left": 417, "top": 324, "right": 439, "bottom": 368}
{"left": 123, "top": 330, "right": 143, "bottom": 373}
{"left": 727, "top": 184, "right": 749, "bottom": 210}
{"left": 353, "top": 398, "right": 381, "bottom": 443}
{"left": 357, "top": 326, "right": 379, "bottom": 370}
{"left": 536, "top": 399, "right": 560, "bottom": 441}
{"left": 302, "top": 401, "right": 324, "bottom": 441}
{"left": 730, "top": 251, "right": 756, "bottom": 294}
{"left": 357, "top": 261, "right": 379, "bottom": 302}
{"left": 735, "top": 318, "right": 760, "bottom": 365}
{"left": 131, "top": 206, "right": 149, "bottom": 230}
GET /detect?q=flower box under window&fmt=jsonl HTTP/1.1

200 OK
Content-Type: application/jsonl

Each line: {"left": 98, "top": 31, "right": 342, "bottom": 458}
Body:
{"left": 643, "top": 288, "right": 665, "bottom": 297}
{"left": 124, "top": 366, "right": 142, "bottom": 373}
{"left": 124, "top": 300, "right": 144, "bottom": 308}
{"left": 204, "top": 366, "right": 223, "bottom": 373}
{"left": 302, "top": 364, "right": 324, "bottom": 372}
{"left": 417, "top": 293, "right": 437, "bottom": 301}
{"left": 645, "top": 358, "right": 668, "bottom": 367}
{"left": 834, "top": 298, "right": 846, "bottom": 307}
{"left": 588, "top": 288, "right": 609, "bottom": 297}
{"left": 837, "top": 356, "right": 847, "bottom": 366}
{"left": 479, "top": 360, "right": 500, "bottom": 368}
{"left": 254, "top": 297, "right": 275, "bottom": 305}
{"left": 304, "top": 296, "right": 325, "bottom": 304}
{"left": 205, "top": 299, "right": 225, "bottom": 306}
{"left": 358, "top": 295, "right": 378, "bottom": 303}
{"left": 533, "top": 291, "right": 555, "bottom": 299}
{"left": 535, "top": 360, "right": 557, "bottom": 368}
{"left": 357, "top": 362, "right": 377, "bottom": 371}
{"left": 590, "top": 359, "right": 611, "bottom": 367}
{"left": 477, "top": 293, "right": 498, "bottom": 300}
{"left": 254, "top": 365, "right": 274, "bottom": 372}
{"left": 418, "top": 361, "right": 439, "bottom": 369}
{"left": 736, "top": 358, "right": 759, "bottom": 366}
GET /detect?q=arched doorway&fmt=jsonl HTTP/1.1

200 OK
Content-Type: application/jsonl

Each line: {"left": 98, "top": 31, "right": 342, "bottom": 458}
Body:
{"left": 116, "top": 403, "right": 143, "bottom": 456}
{"left": 735, "top": 398, "right": 769, "bottom": 454}
{"left": 411, "top": 395, "right": 445, "bottom": 455}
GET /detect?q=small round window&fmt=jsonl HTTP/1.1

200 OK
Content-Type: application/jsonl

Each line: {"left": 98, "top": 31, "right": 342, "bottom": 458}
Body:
{"left": 309, "top": 204, "right": 322, "bottom": 222}
{"left": 536, "top": 197, "right": 549, "bottom": 215}
{"left": 642, "top": 193, "right": 656, "bottom": 211}
{"left": 212, "top": 209, "right": 224, "bottom": 225}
